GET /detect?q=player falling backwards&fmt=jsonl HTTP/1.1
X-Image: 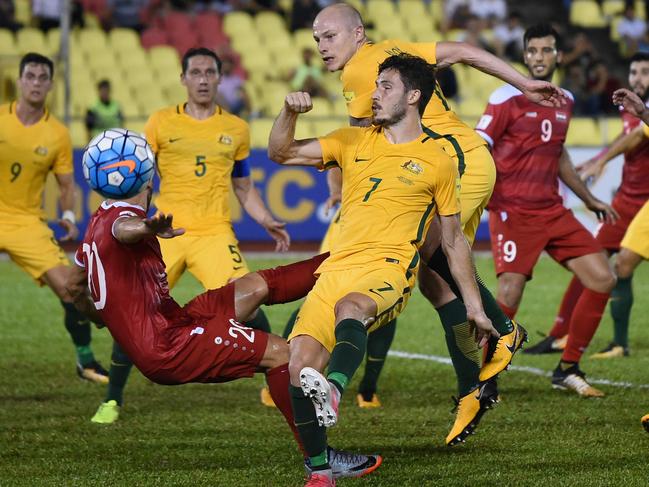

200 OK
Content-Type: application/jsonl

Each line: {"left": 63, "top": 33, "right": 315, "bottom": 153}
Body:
{"left": 528, "top": 52, "right": 649, "bottom": 359}
{"left": 0, "top": 52, "right": 107, "bottom": 383}
{"left": 308, "top": 3, "right": 565, "bottom": 445}
{"left": 68, "top": 153, "right": 382, "bottom": 482}
{"left": 604, "top": 86, "right": 649, "bottom": 433}
{"left": 475, "top": 24, "right": 618, "bottom": 397}
{"left": 269, "top": 53, "right": 499, "bottom": 487}
{"left": 91, "top": 47, "right": 290, "bottom": 423}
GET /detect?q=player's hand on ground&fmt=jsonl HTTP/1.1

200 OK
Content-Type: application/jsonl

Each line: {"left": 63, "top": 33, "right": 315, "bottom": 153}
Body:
{"left": 284, "top": 92, "right": 313, "bottom": 114}
{"left": 612, "top": 88, "right": 647, "bottom": 118}
{"left": 57, "top": 218, "right": 79, "bottom": 242}
{"left": 145, "top": 213, "right": 185, "bottom": 239}
{"left": 522, "top": 79, "right": 567, "bottom": 107}
{"left": 467, "top": 309, "right": 499, "bottom": 348}
{"left": 262, "top": 217, "right": 290, "bottom": 252}
{"left": 586, "top": 199, "right": 619, "bottom": 224}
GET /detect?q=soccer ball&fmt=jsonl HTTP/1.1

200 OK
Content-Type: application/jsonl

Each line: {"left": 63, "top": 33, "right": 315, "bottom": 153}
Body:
{"left": 83, "top": 128, "right": 155, "bottom": 199}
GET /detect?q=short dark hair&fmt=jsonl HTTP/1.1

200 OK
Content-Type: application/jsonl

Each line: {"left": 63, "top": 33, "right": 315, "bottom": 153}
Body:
{"left": 19, "top": 52, "right": 54, "bottom": 78}
{"left": 377, "top": 53, "right": 436, "bottom": 116}
{"left": 182, "top": 47, "right": 222, "bottom": 74}
{"left": 629, "top": 51, "right": 649, "bottom": 64}
{"left": 97, "top": 79, "right": 111, "bottom": 89}
{"left": 524, "top": 23, "right": 562, "bottom": 51}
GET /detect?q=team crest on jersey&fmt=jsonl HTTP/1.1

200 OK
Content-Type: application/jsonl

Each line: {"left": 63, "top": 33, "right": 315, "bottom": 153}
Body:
{"left": 343, "top": 91, "right": 355, "bottom": 102}
{"left": 401, "top": 160, "right": 423, "bottom": 175}
{"left": 556, "top": 112, "right": 567, "bottom": 121}
{"left": 34, "top": 146, "right": 48, "bottom": 156}
{"left": 219, "top": 134, "right": 233, "bottom": 145}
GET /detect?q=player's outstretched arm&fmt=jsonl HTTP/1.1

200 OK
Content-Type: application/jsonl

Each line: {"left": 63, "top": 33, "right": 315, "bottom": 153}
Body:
{"left": 232, "top": 176, "right": 290, "bottom": 252}
{"left": 436, "top": 41, "right": 566, "bottom": 107}
{"left": 268, "top": 92, "right": 325, "bottom": 166}
{"left": 439, "top": 213, "right": 499, "bottom": 347}
{"left": 558, "top": 148, "right": 619, "bottom": 224}
{"left": 112, "top": 213, "right": 185, "bottom": 244}
{"left": 55, "top": 173, "right": 79, "bottom": 242}
{"left": 613, "top": 88, "right": 649, "bottom": 123}
{"left": 66, "top": 264, "right": 105, "bottom": 325}
{"left": 580, "top": 125, "right": 646, "bottom": 183}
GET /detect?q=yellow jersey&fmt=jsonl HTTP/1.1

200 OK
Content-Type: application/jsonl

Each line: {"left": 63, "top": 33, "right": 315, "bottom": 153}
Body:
{"left": 0, "top": 102, "right": 72, "bottom": 220}
{"left": 317, "top": 125, "right": 460, "bottom": 275}
{"left": 341, "top": 40, "right": 486, "bottom": 160}
{"left": 144, "top": 104, "right": 250, "bottom": 235}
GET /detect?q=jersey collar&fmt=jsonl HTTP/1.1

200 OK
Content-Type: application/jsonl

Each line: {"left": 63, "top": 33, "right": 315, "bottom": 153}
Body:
{"left": 101, "top": 201, "right": 145, "bottom": 211}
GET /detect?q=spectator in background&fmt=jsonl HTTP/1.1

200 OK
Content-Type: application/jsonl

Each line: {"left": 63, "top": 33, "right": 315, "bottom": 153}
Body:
{"left": 493, "top": 11, "right": 524, "bottom": 61}
{"left": 290, "top": 0, "right": 320, "bottom": 32}
{"left": 0, "top": 0, "right": 22, "bottom": 32}
{"left": 458, "top": 15, "right": 494, "bottom": 53}
{"left": 442, "top": 0, "right": 471, "bottom": 32}
{"left": 33, "top": 0, "right": 84, "bottom": 31}
{"left": 469, "top": 0, "right": 507, "bottom": 27}
{"left": 85, "top": 80, "right": 124, "bottom": 141}
{"left": 216, "top": 56, "right": 251, "bottom": 117}
{"left": 289, "top": 47, "right": 329, "bottom": 98}
{"left": 618, "top": 2, "right": 647, "bottom": 57}
{"left": 106, "top": 0, "right": 148, "bottom": 32}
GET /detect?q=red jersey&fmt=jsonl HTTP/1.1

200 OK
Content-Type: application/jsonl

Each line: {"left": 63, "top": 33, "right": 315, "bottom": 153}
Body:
{"left": 619, "top": 106, "right": 649, "bottom": 205}
{"left": 476, "top": 84, "right": 574, "bottom": 214}
{"left": 74, "top": 201, "right": 193, "bottom": 380}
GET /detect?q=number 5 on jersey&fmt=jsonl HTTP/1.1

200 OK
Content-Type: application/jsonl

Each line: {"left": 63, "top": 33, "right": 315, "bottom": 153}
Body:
{"left": 195, "top": 155, "right": 206, "bottom": 177}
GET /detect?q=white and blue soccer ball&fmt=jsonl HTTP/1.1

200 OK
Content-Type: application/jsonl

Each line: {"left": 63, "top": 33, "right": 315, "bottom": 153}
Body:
{"left": 83, "top": 128, "right": 155, "bottom": 199}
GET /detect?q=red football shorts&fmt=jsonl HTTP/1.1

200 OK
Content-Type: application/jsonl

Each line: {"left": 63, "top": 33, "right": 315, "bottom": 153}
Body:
{"left": 149, "top": 282, "right": 269, "bottom": 385}
{"left": 489, "top": 207, "right": 603, "bottom": 279}
{"left": 594, "top": 194, "right": 645, "bottom": 252}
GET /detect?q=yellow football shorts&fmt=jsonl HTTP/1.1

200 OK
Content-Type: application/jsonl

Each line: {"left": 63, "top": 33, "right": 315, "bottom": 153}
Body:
{"left": 159, "top": 230, "right": 250, "bottom": 289}
{"left": 289, "top": 262, "right": 416, "bottom": 352}
{"left": 621, "top": 199, "right": 649, "bottom": 259}
{"left": 0, "top": 216, "right": 69, "bottom": 282}
{"left": 319, "top": 207, "right": 342, "bottom": 254}
{"left": 457, "top": 144, "right": 496, "bottom": 246}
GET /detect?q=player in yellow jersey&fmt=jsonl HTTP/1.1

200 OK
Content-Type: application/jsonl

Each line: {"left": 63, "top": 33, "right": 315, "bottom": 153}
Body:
{"left": 0, "top": 53, "right": 108, "bottom": 384}
{"left": 269, "top": 53, "right": 498, "bottom": 487}
{"left": 90, "top": 48, "right": 290, "bottom": 424}
{"left": 310, "top": 4, "right": 565, "bottom": 444}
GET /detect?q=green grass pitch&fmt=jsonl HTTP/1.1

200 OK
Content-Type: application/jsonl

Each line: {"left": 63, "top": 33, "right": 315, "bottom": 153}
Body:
{"left": 1, "top": 255, "right": 648, "bottom": 486}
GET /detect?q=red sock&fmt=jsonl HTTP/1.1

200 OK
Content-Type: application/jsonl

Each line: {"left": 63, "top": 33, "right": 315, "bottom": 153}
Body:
{"left": 258, "top": 253, "right": 329, "bottom": 305}
{"left": 265, "top": 363, "right": 305, "bottom": 455}
{"left": 497, "top": 300, "right": 518, "bottom": 319}
{"left": 561, "top": 289, "right": 610, "bottom": 363}
{"left": 549, "top": 276, "right": 584, "bottom": 339}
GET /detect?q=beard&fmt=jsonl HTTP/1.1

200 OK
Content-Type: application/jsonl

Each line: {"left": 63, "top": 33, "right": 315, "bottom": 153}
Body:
{"left": 372, "top": 102, "right": 407, "bottom": 127}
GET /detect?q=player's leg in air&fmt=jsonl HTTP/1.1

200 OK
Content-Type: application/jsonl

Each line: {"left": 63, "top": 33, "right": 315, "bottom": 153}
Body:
{"left": 420, "top": 143, "right": 526, "bottom": 446}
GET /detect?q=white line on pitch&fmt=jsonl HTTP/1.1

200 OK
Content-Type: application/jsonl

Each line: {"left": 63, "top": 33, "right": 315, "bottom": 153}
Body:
{"left": 388, "top": 350, "right": 649, "bottom": 389}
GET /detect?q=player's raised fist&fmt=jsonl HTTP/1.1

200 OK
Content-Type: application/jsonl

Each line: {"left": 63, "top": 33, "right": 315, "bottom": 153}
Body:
{"left": 612, "top": 88, "right": 647, "bottom": 119}
{"left": 284, "top": 92, "right": 313, "bottom": 114}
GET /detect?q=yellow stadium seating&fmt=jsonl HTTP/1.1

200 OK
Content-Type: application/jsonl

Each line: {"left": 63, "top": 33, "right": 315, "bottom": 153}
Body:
{"left": 46, "top": 29, "right": 61, "bottom": 50}
{"left": 272, "top": 50, "right": 302, "bottom": 76}
{"left": 223, "top": 11, "right": 255, "bottom": 37}
{"left": 365, "top": 0, "right": 397, "bottom": 25}
{"left": 311, "top": 118, "right": 346, "bottom": 136}
{"left": 265, "top": 32, "right": 293, "bottom": 54}
{"left": 331, "top": 98, "right": 348, "bottom": 117}
{"left": 84, "top": 12, "right": 102, "bottom": 29}
{"left": 119, "top": 98, "right": 143, "bottom": 119}
{"left": 374, "top": 18, "right": 408, "bottom": 40}
{"left": 602, "top": 116, "right": 623, "bottom": 143}
{"left": 294, "top": 29, "right": 316, "bottom": 53}
{"left": 17, "top": 28, "right": 47, "bottom": 55}
{"left": 231, "top": 36, "right": 265, "bottom": 58}
{"left": 125, "top": 69, "right": 154, "bottom": 90}
{"left": 345, "top": 0, "right": 365, "bottom": 16}
{"left": 570, "top": 0, "right": 606, "bottom": 28}
{"left": 403, "top": 15, "right": 437, "bottom": 40}
{"left": 70, "top": 120, "right": 88, "bottom": 147}
{"left": 255, "top": 11, "right": 286, "bottom": 37}
{"left": 303, "top": 97, "right": 332, "bottom": 119}
{"left": 566, "top": 117, "right": 602, "bottom": 146}
{"left": 124, "top": 118, "right": 146, "bottom": 135}
{"left": 250, "top": 118, "right": 274, "bottom": 148}
{"left": 77, "top": 29, "right": 108, "bottom": 55}
{"left": 116, "top": 46, "right": 148, "bottom": 71}
{"left": 635, "top": 0, "right": 646, "bottom": 19}
{"left": 399, "top": 0, "right": 430, "bottom": 19}
{"left": 163, "top": 83, "right": 187, "bottom": 106}
{"left": 602, "top": 0, "right": 625, "bottom": 17}
{"left": 457, "top": 96, "right": 488, "bottom": 118}
{"left": 14, "top": 0, "right": 30, "bottom": 25}
{"left": 135, "top": 87, "right": 167, "bottom": 115}
{"left": 0, "top": 29, "right": 15, "bottom": 55}
{"left": 294, "top": 120, "right": 313, "bottom": 140}
{"left": 148, "top": 46, "right": 180, "bottom": 71}
{"left": 109, "top": 28, "right": 140, "bottom": 52}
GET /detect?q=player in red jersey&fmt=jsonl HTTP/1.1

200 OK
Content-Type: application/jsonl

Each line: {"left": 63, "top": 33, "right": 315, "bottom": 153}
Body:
{"left": 66, "top": 179, "right": 382, "bottom": 480}
{"left": 475, "top": 24, "right": 618, "bottom": 397}
{"left": 529, "top": 52, "right": 649, "bottom": 359}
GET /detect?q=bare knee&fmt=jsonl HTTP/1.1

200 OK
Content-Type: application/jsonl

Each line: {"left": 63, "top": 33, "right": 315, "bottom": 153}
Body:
{"left": 288, "top": 337, "right": 329, "bottom": 386}
{"left": 234, "top": 273, "right": 268, "bottom": 320}
{"left": 260, "top": 334, "right": 289, "bottom": 370}
{"left": 583, "top": 266, "right": 616, "bottom": 293}
{"left": 334, "top": 293, "right": 375, "bottom": 322}
{"left": 497, "top": 273, "right": 526, "bottom": 309}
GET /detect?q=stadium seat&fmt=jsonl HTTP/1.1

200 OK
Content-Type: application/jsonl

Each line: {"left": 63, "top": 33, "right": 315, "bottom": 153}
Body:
{"left": 272, "top": 50, "right": 301, "bottom": 77}
{"left": 116, "top": 46, "right": 148, "bottom": 71}
{"left": 312, "top": 118, "right": 346, "bottom": 136}
{"left": 635, "top": 0, "right": 646, "bottom": 19}
{"left": 199, "top": 29, "right": 229, "bottom": 51}
{"left": 163, "top": 83, "right": 187, "bottom": 105}
{"left": 170, "top": 30, "right": 201, "bottom": 57}
{"left": 294, "top": 29, "right": 316, "bottom": 52}
{"left": 331, "top": 98, "right": 348, "bottom": 117}
{"left": 365, "top": 0, "right": 397, "bottom": 25}
{"left": 374, "top": 18, "right": 408, "bottom": 40}
{"left": 399, "top": 0, "right": 429, "bottom": 19}
{"left": 124, "top": 69, "right": 154, "bottom": 91}
{"left": 17, "top": 28, "right": 47, "bottom": 55}
{"left": 570, "top": 0, "right": 606, "bottom": 28}
{"left": 70, "top": 120, "right": 88, "bottom": 148}
{"left": 195, "top": 12, "right": 223, "bottom": 34}
{"left": 109, "top": 28, "right": 140, "bottom": 52}
{"left": 46, "top": 28, "right": 61, "bottom": 50}
{"left": 0, "top": 29, "right": 15, "bottom": 55}
{"left": 255, "top": 11, "right": 286, "bottom": 38}
{"left": 163, "top": 11, "right": 194, "bottom": 34}
{"left": 303, "top": 97, "right": 333, "bottom": 119}
{"left": 250, "top": 118, "right": 274, "bottom": 148}
{"left": 148, "top": 46, "right": 180, "bottom": 70}
{"left": 14, "top": 0, "right": 30, "bottom": 24}
{"left": 77, "top": 29, "right": 108, "bottom": 55}
{"left": 223, "top": 11, "right": 255, "bottom": 38}
{"left": 124, "top": 118, "right": 146, "bottom": 135}
{"left": 404, "top": 15, "right": 437, "bottom": 40}
{"left": 602, "top": 0, "right": 625, "bottom": 17}
{"left": 141, "top": 28, "right": 168, "bottom": 50}
{"left": 566, "top": 117, "right": 602, "bottom": 146}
